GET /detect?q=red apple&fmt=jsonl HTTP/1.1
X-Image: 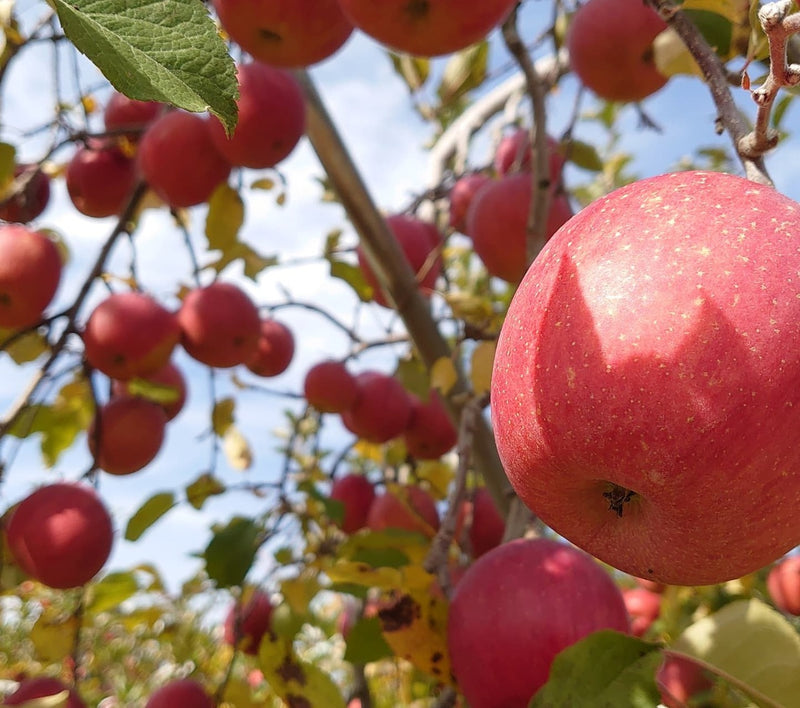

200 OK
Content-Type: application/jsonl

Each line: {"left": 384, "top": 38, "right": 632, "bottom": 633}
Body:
{"left": 303, "top": 360, "right": 358, "bottom": 413}
{"left": 329, "top": 473, "right": 375, "bottom": 534}
{"left": 223, "top": 588, "right": 273, "bottom": 655}
{"left": 89, "top": 396, "right": 167, "bottom": 475}
{"left": 341, "top": 371, "right": 413, "bottom": 443}
{"left": 177, "top": 282, "right": 261, "bottom": 368}
{"left": 337, "top": 0, "right": 518, "bottom": 57}
{"left": 0, "top": 164, "right": 51, "bottom": 223}
{"left": 82, "top": 291, "right": 181, "bottom": 380}
{"left": 466, "top": 172, "right": 573, "bottom": 283}
{"left": 66, "top": 141, "right": 137, "bottom": 218}
{"left": 0, "top": 224, "right": 61, "bottom": 328}
{"left": 104, "top": 91, "right": 164, "bottom": 133}
{"left": 767, "top": 555, "right": 800, "bottom": 615}
{"left": 2, "top": 677, "right": 85, "bottom": 708}
{"left": 357, "top": 214, "right": 442, "bottom": 308}
{"left": 367, "top": 484, "right": 440, "bottom": 537}
{"left": 448, "top": 173, "right": 491, "bottom": 234}
{"left": 492, "top": 170, "right": 800, "bottom": 585}
{"left": 5, "top": 483, "right": 114, "bottom": 589}
{"left": 455, "top": 487, "right": 505, "bottom": 558}
{"left": 145, "top": 680, "right": 212, "bottom": 708}
{"left": 567, "top": 0, "right": 668, "bottom": 102}
{"left": 403, "top": 391, "right": 457, "bottom": 459}
{"left": 212, "top": 0, "right": 353, "bottom": 67}
{"left": 448, "top": 538, "right": 630, "bottom": 707}
{"left": 138, "top": 111, "right": 231, "bottom": 208}
{"left": 657, "top": 655, "right": 713, "bottom": 708}
{"left": 622, "top": 587, "right": 661, "bottom": 637}
{"left": 112, "top": 361, "right": 188, "bottom": 421}
{"left": 246, "top": 319, "right": 295, "bottom": 377}
{"left": 206, "top": 62, "right": 305, "bottom": 169}
{"left": 635, "top": 576, "right": 666, "bottom": 593}
{"left": 493, "top": 129, "right": 565, "bottom": 180}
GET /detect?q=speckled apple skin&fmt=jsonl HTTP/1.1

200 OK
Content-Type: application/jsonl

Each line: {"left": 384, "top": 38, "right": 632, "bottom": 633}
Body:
{"left": 492, "top": 170, "right": 800, "bottom": 586}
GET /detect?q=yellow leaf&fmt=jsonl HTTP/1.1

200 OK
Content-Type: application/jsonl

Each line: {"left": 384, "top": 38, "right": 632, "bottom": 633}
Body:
{"left": 415, "top": 461, "right": 454, "bottom": 500}
{"left": 30, "top": 611, "right": 79, "bottom": 662}
{"left": 470, "top": 340, "right": 496, "bottom": 396}
{"left": 212, "top": 397, "right": 235, "bottom": 436}
{"left": 205, "top": 183, "right": 244, "bottom": 251}
{"left": 250, "top": 177, "right": 275, "bottom": 190}
{"left": 223, "top": 425, "right": 253, "bottom": 470}
{"left": 683, "top": 0, "right": 742, "bottom": 22}
{"left": 431, "top": 356, "right": 458, "bottom": 395}
{"left": 14, "top": 694, "right": 70, "bottom": 708}
{"left": 281, "top": 572, "right": 320, "bottom": 615}
{"left": 444, "top": 291, "right": 494, "bottom": 323}
{"left": 0, "top": 328, "right": 49, "bottom": 364}
{"left": 325, "top": 560, "right": 404, "bottom": 589}
{"left": 653, "top": 28, "right": 704, "bottom": 78}
{"left": 81, "top": 94, "right": 97, "bottom": 113}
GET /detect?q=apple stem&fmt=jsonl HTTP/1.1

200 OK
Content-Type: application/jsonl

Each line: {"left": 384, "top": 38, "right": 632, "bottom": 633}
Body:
{"left": 603, "top": 484, "right": 637, "bottom": 517}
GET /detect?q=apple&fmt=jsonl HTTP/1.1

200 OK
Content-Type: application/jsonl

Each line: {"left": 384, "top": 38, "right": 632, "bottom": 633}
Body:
{"left": 206, "top": 62, "right": 305, "bottom": 169}
{"left": 329, "top": 473, "right": 375, "bottom": 533}
{"left": 0, "top": 164, "right": 51, "bottom": 223}
{"left": 246, "top": 318, "right": 295, "bottom": 377}
{"left": 767, "top": 555, "right": 800, "bottom": 615}
{"left": 138, "top": 110, "right": 231, "bottom": 208}
{"left": 212, "top": 0, "right": 353, "bottom": 67}
{"left": 448, "top": 537, "right": 630, "bottom": 707}
{"left": 491, "top": 170, "right": 800, "bottom": 586}
{"left": 66, "top": 141, "right": 137, "bottom": 218}
{"left": 112, "top": 361, "right": 188, "bottom": 421}
{"left": 82, "top": 291, "right": 181, "bottom": 380}
{"left": 223, "top": 588, "right": 273, "bottom": 655}
{"left": 657, "top": 655, "right": 713, "bottom": 708}
{"left": 635, "top": 576, "right": 666, "bottom": 593}
{"left": 303, "top": 360, "right": 358, "bottom": 413}
{"left": 455, "top": 487, "right": 505, "bottom": 558}
{"left": 622, "top": 587, "right": 661, "bottom": 637}
{"left": 448, "top": 173, "right": 491, "bottom": 234}
{"left": 567, "top": 0, "right": 668, "bottom": 103}
{"left": 403, "top": 391, "right": 457, "bottom": 459}
{"left": 466, "top": 172, "right": 573, "bottom": 282}
{"left": 177, "top": 282, "right": 261, "bottom": 368}
{"left": 89, "top": 396, "right": 167, "bottom": 475}
{"left": 337, "top": 0, "right": 518, "bottom": 57}
{"left": 341, "top": 371, "right": 413, "bottom": 443}
{"left": 367, "top": 484, "right": 440, "bottom": 537}
{"left": 2, "top": 677, "right": 85, "bottom": 708}
{"left": 5, "top": 483, "right": 114, "bottom": 589}
{"left": 0, "top": 224, "right": 61, "bottom": 328}
{"left": 145, "top": 679, "right": 212, "bottom": 708}
{"left": 493, "top": 129, "right": 565, "bottom": 180}
{"left": 104, "top": 91, "right": 164, "bottom": 133}
{"left": 357, "top": 214, "right": 442, "bottom": 308}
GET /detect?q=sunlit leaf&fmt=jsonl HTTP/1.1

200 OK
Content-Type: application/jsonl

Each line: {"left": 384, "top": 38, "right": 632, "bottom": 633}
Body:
{"left": 205, "top": 183, "right": 244, "bottom": 251}
{"left": 389, "top": 52, "right": 430, "bottom": 93}
{"left": 124, "top": 491, "right": 176, "bottom": 541}
{"left": 415, "top": 461, "right": 453, "bottom": 500}
{"left": 281, "top": 573, "right": 320, "bottom": 615}
{"left": 212, "top": 397, "right": 235, "bottom": 436}
{"left": 202, "top": 516, "right": 261, "bottom": 588}
{"left": 438, "top": 41, "right": 488, "bottom": 104}
{"left": 223, "top": 425, "right": 253, "bottom": 470}
{"left": 30, "top": 611, "right": 80, "bottom": 662}
{"left": 87, "top": 570, "right": 140, "bottom": 613}
{"left": 328, "top": 257, "right": 373, "bottom": 302}
{"left": 0, "top": 328, "right": 49, "bottom": 364}
{"left": 470, "top": 340, "right": 496, "bottom": 397}
{"left": 431, "top": 356, "right": 458, "bottom": 395}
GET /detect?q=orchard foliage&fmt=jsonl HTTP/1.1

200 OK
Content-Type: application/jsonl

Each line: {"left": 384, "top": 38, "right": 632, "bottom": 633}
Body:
{"left": 1, "top": 0, "right": 800, "bottom": 706}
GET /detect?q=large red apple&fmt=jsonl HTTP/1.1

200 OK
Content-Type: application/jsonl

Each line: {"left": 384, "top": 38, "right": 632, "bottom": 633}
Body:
{"left": 329, "top": 473, "right": 375, "bottom": 534}
{"left": 206, "top": 62, "right": 305, "bottom": 169}
{"left": 567, "top": 0, "right": 668, "bottom": 103}
{"left": 246, "top": 318, "right": 295, "bottom": 377}
{"left": 66, "top": 141, "right": 137, "bottom": 218}
{"left": 367, "top": 484, "right": 440, "bottom": 537}
{"left": 212, "top": 0, "right": 353, "bottom": 67}
{"left": 466, "top": 172, "right": 572, "bottom": 282}
{"left": 112, "top": 361, "right": 188, "bottom": 421}
{"left": 303, "top": 360, "right": 358, "bottom": 413}
{"left": 2, "top": 677, "right": 86, "bottom": 708}
{"left": 83, "top": 291, "right": 180, "bottom": 380}
{"left": 145, "top": 679, "right": 212, "bottom": 708}
{"left": 622, "top": 587, "right": 661, "bottom": 637}
{"left": 0, "top": 224, "right": 61, "bottom": 328}
{"left": 448, "top": 538, "right": 630, "bottom": 707}
{"left": 403, "top": 391, "right": 457, "bottom": 459}
{"left": 223, "top": 588, "right": 273, "bottom": 655}
{"left": 767, "top": 555, "right": 800, "bottom": 615}
{"left": 341, "top": 371, "right": 413, "bottom": 443}
{"left": 337, "top": 0, "right": 518, "bottom": 57}
{"left": 455, "top": 487, "right": 505, "bottom": 558}
{"left": 5, "top": 483, "right": 114, "bottom": 589}
{"left": 492, "top": 170, "right": 800, "bottom": 586}
{"left": 0, "top": 164, "right": 51, "bottom": 223}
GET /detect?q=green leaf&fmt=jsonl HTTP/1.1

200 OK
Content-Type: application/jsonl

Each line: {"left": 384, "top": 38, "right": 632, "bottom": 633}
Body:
{"left": 49, "top": 0, "right": 237, "bottom": 131}
{"left": 0, "top": 328, "right": 49, "bottom": 364}
{"left": 212, "top": 397, "right": 235, "bottom": 436}
{"left": 87, "top": 570, "right": 140, "bottom": 613}
{"left": 672, "top": 598, "right": 800, "bottom": 708}
{"left": 437, "top": 41, "right": 488, "bottom": 104}
{"left": 389, "top": 52, "right": 430, "bottom": 93}
{"left": 124, "top": 491, "right": 176, "bottom": 541}
{"left": 202, "top": 516, "right": 261, "bottom": 588}
{"left": 0, "top": 141, "right": 15, "bottom": 185}
{"left": 530, "top": 631, "right": 662, "bottom": 708}
{"left": 185, "top": 472, "right": 225, "bottom": 510}
{"left": 205, "top": 242, "right": 277, "bottom": 280}
{"left": 328, "top": 257, "right": 373, "bottom": 302}
{"left": 567, "top": 140, "right": 605, "bottom": 172}
{"left": 344, "top": 616, "right": 393, "bottom": 665}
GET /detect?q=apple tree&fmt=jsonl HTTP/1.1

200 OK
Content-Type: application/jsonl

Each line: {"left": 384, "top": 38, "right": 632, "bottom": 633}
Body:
{"left": 1, "top": 0, "right": 800, "bottom": 706}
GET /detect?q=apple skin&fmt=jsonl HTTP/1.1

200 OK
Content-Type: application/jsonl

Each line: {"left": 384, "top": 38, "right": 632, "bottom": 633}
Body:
{"left": 246, "top": 319, "right": 295, "bottom": 377}
{"left": 223, "top": 588, "right": 273, "bottom": 655}
{"left": 5, "top": 483, "right": 114, "bottom": 589}
{"left": 466, "top": 172, "right": 573, "bottom": 283}
{"left": 303, "top": 360, "right": 358, "bottom": 413}
{"left": 403, "top": 391, "right": 457, "bottom": 459}
{"left": 89, "top": 396, "right": 167, "bottom": 475}
{"left": 622, "top": 587, "right": 661, "bottom": 637}
{"left": 66, "top": 141, "right": 137, "bottom": 218}
{"left": 177, "top": 282, "right": 261, "bottom": 368}
{"left": 448, "top": 538, "right": 630, "bottom": 707}
{"left": 104, "top": 91, "right": 163, "bottom": 133}
{"left": 567, "top": 0, "right": 668, "bottom": 102}
{"left": 341, "top": 371, "right": 413, "bottom": 443}
{"left": 207, "top": 62, "right": 305, "bottom": 169}
{"left": 448, "top": 173, "right": 491, "bottom": 234}
{"left": 212, "top": 0, "right": 353, "bottom": 68}
{"left": 491, "top": 170, "right": 800, "bottom": 586}
{"left": 82, "top": 291, "right": 181, "bottom": 381}
{"left": 112, "top": 361, "right": 188, "bottom": 421}
{"left": 657, "top": 656, "right": 712, "bottom": 708}
{"left": 338, "top": 0, "right": 518, "bottom": 57}
{"left": 138, "top": 111, "right": 231, "bottom": 208}
{"left": 0, "top": 224, "right": 61, "bottom": 329}
{"left": 145, "top": 679, "right": 213, "bottom": 708}
{"left": 367, "top": 484, "right": 440, "bottom": 537}
{"left": 494, "top": 129, "right": 564, "bottom": 179}
{"left": 455, "top": 487, "right": 505, "bottom": 558}
{"left": 329, "top": 473, "right": 375, "bottom": 534}
{"left": 767, "top": 555, "right": 800, "bottom": 615}
{"left": 2, "top": 677, "right": 86, "bottom": 708}
{"left": 0, "top": 164, "right": 51, "bottom": 223}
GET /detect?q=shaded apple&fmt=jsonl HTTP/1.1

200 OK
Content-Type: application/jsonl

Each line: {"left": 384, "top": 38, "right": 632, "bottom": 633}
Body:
{"left": 2, "top": 677, "right": 85, "bottom": 708}
{"left": 492, "top": 170, "right": 800, "bottom": 585}
{"left": 0, "top": 224, "right": 61, "bottom": 328}
{"left": 145, "top": 679, "right": 212, "bottom": 708}
{"left": 0, "top": 164, "right": 50, "bottom": 223}
{"left": 622, "top": 587, "right": 661, "bottom": 637}
{"left": 657, "top": 655, "right": 713, "bottom": 708}
{"left": 341, "top": 371, "right": 413, "bottom": 443}
{"left": 367, "top": 484, "right": 440, "bottom": 537}
{"left": 493, "top": 129, "right": 565, "bottom": 180}
{"left": 112, "top": 361, "right": 188, "bottom": 421}
{"left": 448, "top": 173, "right": 491, "bottom": 234}
{"left": 455, "top": 487, "right": 505, "bottom": 558}
{"left": 403, "top": 391, "right": 457, "bottom": 459}
{"left": 448, "top": 538, "right": 630, "bottom": 707}
{"left": 246, "top": 318, "right": 295, "bottom": 377}
{"left": 5, "top": 483, "right": 114, "bottom": 589}
{"left": 767, "top": 555, "right": 800, "bottom": 615}
{"left": 223, "top": 588, "right": 273, "bottom": 655}
{"left": 104, "top": 91, "right": 164, "bottom": 133}
{"left": 329, "top": 473, "right": 375, "bottom": 534}
{"left": 66, "top": 141, "right": 137, "bottom": 218}
{"left": 303, "top": 360, "right": 358, "bottom": 413}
